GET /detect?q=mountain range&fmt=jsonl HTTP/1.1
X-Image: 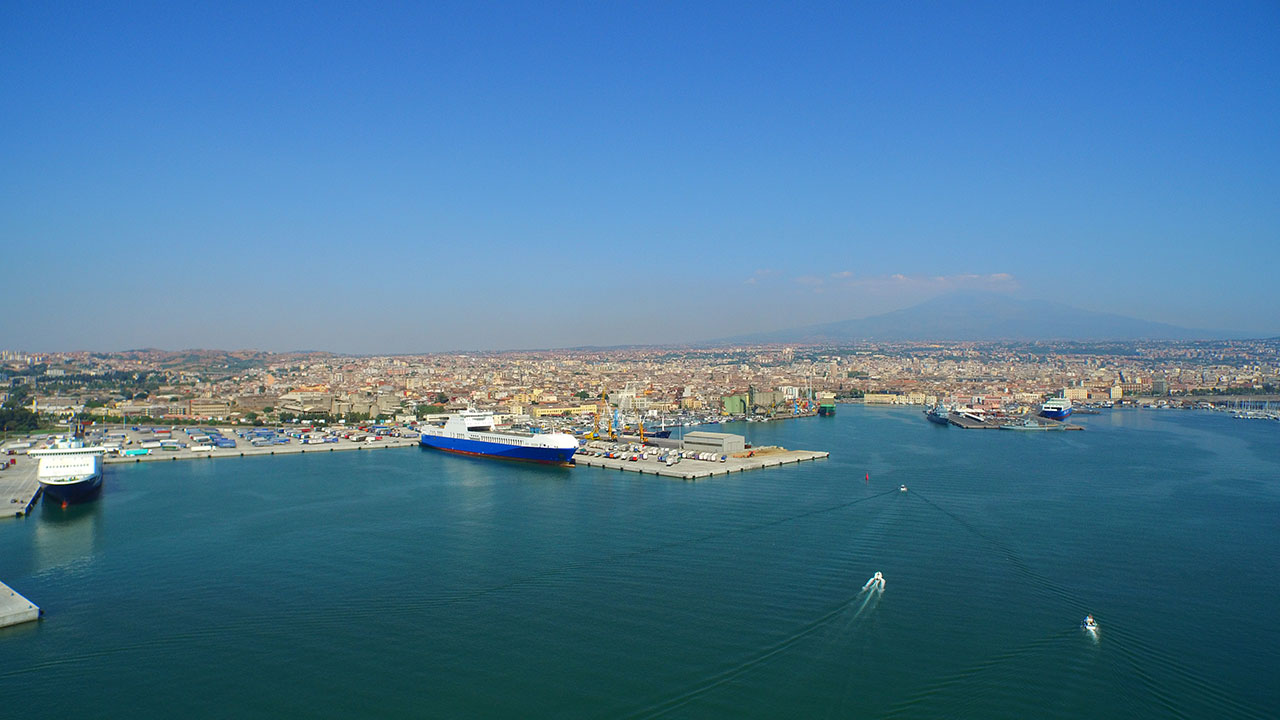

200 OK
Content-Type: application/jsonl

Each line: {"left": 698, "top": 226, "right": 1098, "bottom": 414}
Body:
{"left": 721, "top": 292, "right": 1253, "bottom": 344}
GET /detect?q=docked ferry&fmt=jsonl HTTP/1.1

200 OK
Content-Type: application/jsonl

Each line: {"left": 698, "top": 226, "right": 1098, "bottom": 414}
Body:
{"left": 1039, "top": 398, "right": 1074, "bottom": 421}
{"left": 28, "top": 438, "right": 106, "bottom": 505}
{"left": 419, "top": 410, "right": 578, "bottom": 465}
{"left": 925, "top": 405, "right": 951, "bottom": 425}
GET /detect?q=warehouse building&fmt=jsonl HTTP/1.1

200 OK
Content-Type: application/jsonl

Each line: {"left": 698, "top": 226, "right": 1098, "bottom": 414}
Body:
{"left": 681, "top": 431, "right": 745, "bottom": 455}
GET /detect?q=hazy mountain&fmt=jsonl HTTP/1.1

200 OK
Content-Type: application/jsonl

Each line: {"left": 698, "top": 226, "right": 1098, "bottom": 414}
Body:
{"left": 723, "top": 292, "right": 1249, "bottom": 344}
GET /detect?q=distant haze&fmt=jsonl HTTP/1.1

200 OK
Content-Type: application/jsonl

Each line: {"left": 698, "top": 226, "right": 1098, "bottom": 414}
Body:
{"left": 2, "top": 4, "right": 1277, "bottom": 353}
{"left": 722, "top": 292, "right": 1258, "bottom": 344}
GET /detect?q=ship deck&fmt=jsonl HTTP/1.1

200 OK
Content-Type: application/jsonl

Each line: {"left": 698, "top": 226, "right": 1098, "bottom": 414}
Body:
{"left": 946, "top": 413, "right": 1082, "bottom": 430}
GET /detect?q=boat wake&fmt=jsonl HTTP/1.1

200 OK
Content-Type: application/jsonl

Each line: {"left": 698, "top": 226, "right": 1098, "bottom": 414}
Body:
{"left": 861, "top": 571, "right": 885, "bottom": 593}
{"left": 622, "top": 594, "right": 863, "bottom": 719}
{"left": 411, "top": 488, "right": 902, "bottom": 611}
{"left": 625, "top": 575, "right": 890, "bottom": 720}
{"left": 838, "top": 577, "right": 884, "bottom": 634}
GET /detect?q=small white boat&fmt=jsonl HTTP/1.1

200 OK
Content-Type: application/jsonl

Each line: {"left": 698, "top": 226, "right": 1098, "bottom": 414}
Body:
{"left": 1083, "top": 614, "right": 1099, "bottom": 632}
{"left": 899, "top": 485, "right": 908, "bottom": 492}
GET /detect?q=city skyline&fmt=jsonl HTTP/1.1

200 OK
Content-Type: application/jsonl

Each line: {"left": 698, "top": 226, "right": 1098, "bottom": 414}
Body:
{"left": 4, "top": 2, "right": 1278, "bottom": 353}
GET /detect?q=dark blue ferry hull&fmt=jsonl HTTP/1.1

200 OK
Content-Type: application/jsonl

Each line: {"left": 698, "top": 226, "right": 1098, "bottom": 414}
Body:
{"left": 419, "top": 435, "right": 576, "bottom": 464}
{"left": 40, "top": 476, "right": 103, "bottom": 505}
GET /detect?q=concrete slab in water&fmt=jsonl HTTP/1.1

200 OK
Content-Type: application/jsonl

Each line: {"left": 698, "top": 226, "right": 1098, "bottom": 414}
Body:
{"left": 0, "top": 581, "right": 41, "bottom": 628}
{"left": 572, "top": 448, "right": 829, "bottom": 480}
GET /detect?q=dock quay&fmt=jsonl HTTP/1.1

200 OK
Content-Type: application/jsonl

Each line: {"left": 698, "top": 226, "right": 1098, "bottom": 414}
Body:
{"left": 573, "top": 447, "right": 829, "bottom": 480}
{"left": 0, "top": 459, "right": 41, "bottom": 518}
{"left": 12, "top": 424, "right": 827, "bottom": 488}
{"left": 103, "top": 436, "right": 420, "bottom": 465}
{"left": 0, "top": 580, "right": 41, "bottom": 628}
{"left": 103, "top": 436, "right": 828, "bottom": 478}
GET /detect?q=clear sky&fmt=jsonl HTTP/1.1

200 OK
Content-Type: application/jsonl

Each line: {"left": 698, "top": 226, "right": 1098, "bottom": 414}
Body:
{"left": 3, "top": 1, "right": 1277, "bottom": 352}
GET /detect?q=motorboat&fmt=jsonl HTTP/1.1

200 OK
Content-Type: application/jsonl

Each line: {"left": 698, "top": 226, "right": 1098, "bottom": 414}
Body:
{"left": 862, "top": 571, "right": 885, "bottom": 592}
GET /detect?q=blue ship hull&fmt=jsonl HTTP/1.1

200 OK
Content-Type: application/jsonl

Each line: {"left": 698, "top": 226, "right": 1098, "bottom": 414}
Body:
{"left": 1039, "top": 407, "right": 1074, "bottom": 421}
{"left": 419, "top": 435, "right": 576, "bottom": 464}
{"left": 40, "top": 476, "right": 103, "bottom": 505}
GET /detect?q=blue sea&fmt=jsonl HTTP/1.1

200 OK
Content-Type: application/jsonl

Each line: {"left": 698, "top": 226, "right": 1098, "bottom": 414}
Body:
{"left": 1, "top": 407, "right": 1276, "bottom": 718}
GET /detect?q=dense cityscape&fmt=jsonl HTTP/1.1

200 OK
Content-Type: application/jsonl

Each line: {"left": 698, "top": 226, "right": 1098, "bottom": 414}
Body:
{"left": 3, "top": 339, "right": 1277, "bottom": 430}
{"left": 4, "top": 1, "right": 1278, "bottom": 716}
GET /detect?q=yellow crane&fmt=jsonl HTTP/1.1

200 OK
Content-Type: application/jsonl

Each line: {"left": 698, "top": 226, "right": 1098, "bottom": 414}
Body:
{"left": 589, "top": 385, "right": 616, "bottom": 441}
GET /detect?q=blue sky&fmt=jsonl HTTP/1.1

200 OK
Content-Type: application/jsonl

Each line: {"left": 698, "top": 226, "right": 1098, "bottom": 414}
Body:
{"left": 3, "top": 1, "right": 1277, "bottom": 352}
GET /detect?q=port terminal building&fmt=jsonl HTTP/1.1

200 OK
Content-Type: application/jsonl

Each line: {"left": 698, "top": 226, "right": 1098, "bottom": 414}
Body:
{"left": 681, "top": 431, "right": 746, "bottom": 455}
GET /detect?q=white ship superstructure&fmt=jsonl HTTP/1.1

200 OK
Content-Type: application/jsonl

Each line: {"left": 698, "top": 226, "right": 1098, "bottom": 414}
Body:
{"left": 28, "top": 439, "right": 106, "bottom": 504}
{"left": 419, "top": 411, "right": 578, "bottom": 464}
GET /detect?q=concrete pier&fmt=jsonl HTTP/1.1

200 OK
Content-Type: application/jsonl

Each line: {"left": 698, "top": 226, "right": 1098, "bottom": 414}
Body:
{"left": 0, "top": 458, "right": 41, "bottom": 518}
{"left": 0, "top": 581, "right": 41, "bottom": 628}
{"left": 573, "top": 448, "right": 829, "bottom": 480}
{"left": 104, "top": 436, "right": 421, "bottom": 465}
{"left": 17, "top": 428, "right": 827, "bottom": 487}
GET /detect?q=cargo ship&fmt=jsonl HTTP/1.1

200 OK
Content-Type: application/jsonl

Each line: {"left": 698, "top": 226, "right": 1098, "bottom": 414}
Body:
{"left": 419, "top": 410, "right": 578, "bottom": 464}
{"left": 1039, "top": 398, "right": 1074, "bottom": 421}
{"left": 817, "top": 402, "right": 837, "bottom": 417}
{"left": 28, "top": 438, "right": 106, "bottom": 505}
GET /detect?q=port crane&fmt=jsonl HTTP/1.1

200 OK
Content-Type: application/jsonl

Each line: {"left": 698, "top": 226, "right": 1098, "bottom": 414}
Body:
{"left": 588, "top": 386, "right": 617, "bottom": 441}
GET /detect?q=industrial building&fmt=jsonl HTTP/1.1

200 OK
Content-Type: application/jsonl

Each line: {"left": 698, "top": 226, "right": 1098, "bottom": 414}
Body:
{"left": 681, "top": 431, "right": 745, "bottom": 455}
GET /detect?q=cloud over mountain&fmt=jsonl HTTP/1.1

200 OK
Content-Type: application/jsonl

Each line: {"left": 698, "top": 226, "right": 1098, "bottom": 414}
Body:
{"left": 720, "top": 291, "right": 1246, "bottom": 343}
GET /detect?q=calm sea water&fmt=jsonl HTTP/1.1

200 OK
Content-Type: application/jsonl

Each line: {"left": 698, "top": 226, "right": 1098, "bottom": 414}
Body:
{"left": 1, "top": 407, "right": 1276, "bottom": 718}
